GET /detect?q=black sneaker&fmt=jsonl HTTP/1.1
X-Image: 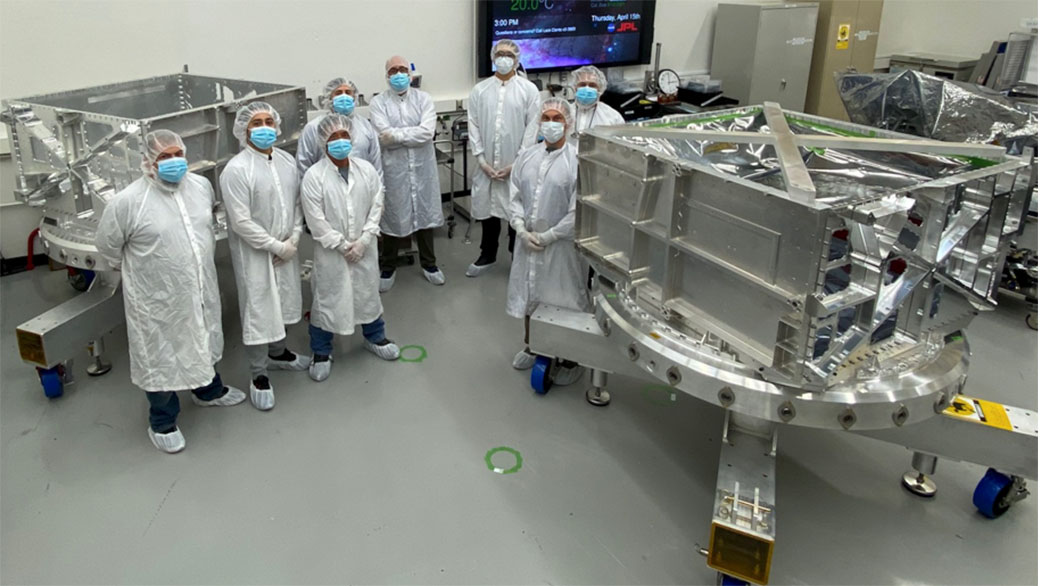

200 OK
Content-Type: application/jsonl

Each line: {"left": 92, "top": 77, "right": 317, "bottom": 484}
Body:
{"left": 253, "top": 375, "right": 271, "bottom": 390}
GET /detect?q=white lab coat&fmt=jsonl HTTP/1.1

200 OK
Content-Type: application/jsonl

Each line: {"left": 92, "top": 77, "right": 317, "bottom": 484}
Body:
{"left": 368, "top": 87, "right": 444, "bottom": 237}
{"left": 301, "top": 156, "right": 385, "bottom": 335}
{"left": 220, "top": 147, "right": 304, "bottom": 346}
{"left": 522, "top": 101, "right": 626, "bottom": 148}
{"left": 506, "top": 142, "right": 589, "bottom": 318}
{"left": 95, "top": 174, "right": 223, "bottom": 392}
{"left": 296, "top": 112, "right": 383, "bottom": 178}
{"left": 467, "top": 74, "right": 541, "bottom": 220}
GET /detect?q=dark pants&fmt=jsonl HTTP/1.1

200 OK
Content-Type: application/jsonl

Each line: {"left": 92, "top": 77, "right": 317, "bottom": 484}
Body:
{"left": 479, "top": 218, "right": 516, "bottom": 263}
{"left": 308, "top": 316, "right": 387, "bottom": 356}
{"left": 379, "top": 229, "right": 436, "bottom": 272}
{"left": 146, "top": 373, "right": 225, "bottom": 433}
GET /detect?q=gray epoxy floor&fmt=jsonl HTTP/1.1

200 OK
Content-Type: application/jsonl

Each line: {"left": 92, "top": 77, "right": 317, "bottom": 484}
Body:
{"left": 1, "top": 222, "right": 1037, "bottom": 585}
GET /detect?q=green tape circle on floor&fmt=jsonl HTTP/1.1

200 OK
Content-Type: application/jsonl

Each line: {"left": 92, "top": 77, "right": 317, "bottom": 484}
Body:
{"left": 641, "top": 384, "right": 677, "bottom": 407}
{"left": 485, "top": 446, "right": 523, "bottom": 475}
{"left": 398, "top": 345, "right": 427, "bottom": 363}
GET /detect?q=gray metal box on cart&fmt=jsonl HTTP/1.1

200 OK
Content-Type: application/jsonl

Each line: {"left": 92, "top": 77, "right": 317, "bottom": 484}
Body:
{"left": 889, "top": 53, "right": 978, "bottom": 81}
{"left": 710, "top": 2, "right": 820, "bottom": 111}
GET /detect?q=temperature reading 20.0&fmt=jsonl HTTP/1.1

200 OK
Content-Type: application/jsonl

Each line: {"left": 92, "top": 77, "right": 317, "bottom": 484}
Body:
{"left": 510, "top": 0, "right": 554, "bottom": 11}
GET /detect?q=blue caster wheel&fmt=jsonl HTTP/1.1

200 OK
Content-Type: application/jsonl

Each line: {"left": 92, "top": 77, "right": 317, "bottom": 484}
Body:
{"left": 531, "top": 356, "right": 553, "bottom": 395}
{"left": 39, "top": 368, "right": 64, "bottom": 399}
{"left": 717, "top": 573, "right": 749, "bottom": 586}
{"left": 67, "top": 269, "right": 96, "bottom": 292}
{"left": 974, "top": 468, "right": 1014, "bottom": 519}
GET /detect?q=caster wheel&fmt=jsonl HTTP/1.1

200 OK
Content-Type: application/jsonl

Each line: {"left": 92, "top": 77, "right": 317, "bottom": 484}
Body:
{"left": 1026, "top": 313, "right": 1037, "bottom": 330}
{"left": 531, "top": 355, "right": 553, "bottom": 394}
{"left": 717, "top": 573, "right": 749, "bottom": 586}
{"left": 39, "top": 368, "right": 64, "bottom": 399}
{"left": 68, "top": 270, "right": 92, "bottom": 292}
{"left": 974, "top": 468, "right": 1014, "bottom": 518}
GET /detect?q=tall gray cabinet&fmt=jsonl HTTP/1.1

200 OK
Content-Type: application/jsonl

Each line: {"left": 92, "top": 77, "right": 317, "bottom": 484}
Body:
{"left": 710, "top": 3, "right": 820, "bottom": 111}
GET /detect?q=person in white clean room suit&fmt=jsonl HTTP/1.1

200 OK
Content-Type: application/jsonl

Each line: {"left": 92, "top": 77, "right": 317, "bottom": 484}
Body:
{"left": 296, "top": 77, "right": 382, "bottom": 176}
{"left": 95, "top": 130, "right": 245, "bottom": 453}
{"left": 506, "top": 97, "right": 588, "bottom": 386}
{"left": 369, "top": 55, "right": 446, "bottom": 292}
{"left": 568, "top": 65, "right": 625, "bottom": 139}
{"left": 300, "top": 114, "right": 401, "bottom": 382}
{"left": 465, "top": 39, "right": 540, "bottom": 277}
{"left": 523, "top": 64, "right": 625, "bottom": 147}
{"left": 220, "top": 102, "right": 310, "bottom": 412}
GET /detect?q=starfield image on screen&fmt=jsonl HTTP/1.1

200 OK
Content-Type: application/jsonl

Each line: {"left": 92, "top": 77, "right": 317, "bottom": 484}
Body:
{"left": 477, "top": 0, "right": 656, "bottom": 74}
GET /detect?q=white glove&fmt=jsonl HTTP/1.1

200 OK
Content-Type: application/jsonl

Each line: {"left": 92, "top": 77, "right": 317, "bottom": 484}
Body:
{"left": 480, "top": 162, "right": 496, "bottom": 178}
{"left": 520, "top": 230, "right": 544, "bottom": 252}
{"left": 492, "top": 164, "right": 513, "bottom": 181}
{"left": 378, "top": 131, "right": 396, "bottom": 147}
{"left": 344, "top": 240, "right": 367, "bottom": 263}
{"left": 276, "top": 238, "right": 297, "bottom": 261}
{"left": 533, "top": 230, "right": 554, "bottom": 246}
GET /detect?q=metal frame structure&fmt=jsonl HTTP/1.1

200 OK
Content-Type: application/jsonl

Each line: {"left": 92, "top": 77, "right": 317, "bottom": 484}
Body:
{"left": 3, "top": 73, "right": 307, "bottom": 381}
{"left": 529, "top": 103, "right": 1037, "bottom": 584}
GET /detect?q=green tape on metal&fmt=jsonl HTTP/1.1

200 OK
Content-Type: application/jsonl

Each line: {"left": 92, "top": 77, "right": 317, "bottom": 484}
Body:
{"left": 398, "top": 345, "right": 428, "bottom": 363}
{"left": 485, "top": 446, "right": 523, "bottom": 475}
{"left": 645, "top": 107, "right": 763, "bottom": 128}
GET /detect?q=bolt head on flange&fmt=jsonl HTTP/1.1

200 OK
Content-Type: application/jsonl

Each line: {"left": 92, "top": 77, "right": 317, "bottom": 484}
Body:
{"left": 718, "top": 387, "right": 735, "bottom": 407}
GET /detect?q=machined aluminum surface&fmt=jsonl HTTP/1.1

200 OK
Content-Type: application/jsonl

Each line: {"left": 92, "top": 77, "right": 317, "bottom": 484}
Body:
{"left": 3, "top": 73, "right": 307, "bottom": 271}
{"left": 574, "top": 103, "right": 1032, "bottom": 428}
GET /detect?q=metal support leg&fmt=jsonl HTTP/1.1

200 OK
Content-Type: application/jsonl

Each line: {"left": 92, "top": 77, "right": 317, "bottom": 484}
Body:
{"left": 902, "top": 451, "right": 939, "bottom": 497}
{"left": 85, "top": 337, "right": 112, "bottom": 376}
{"left": 586, "top": 369, "right": 610, "bottom": 406}
{"left": 708, "top": 411, "right": 776, "bottom": 586}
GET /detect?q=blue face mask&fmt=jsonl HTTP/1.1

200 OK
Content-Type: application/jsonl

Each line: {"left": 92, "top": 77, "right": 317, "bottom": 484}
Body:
{"left": 389, "top": 72, "right": 411, "bottom": 92}
{"left": 575, "top": 86, "right": 599, "bottom": 106}
{"left": 156, "top": 157, "right": 188, "bottom": 183}
{"left": 332, "top": 94, "right": 355, "bottom": 115}
{"left": 327, "top": 138, "right": 352, "bottom": 160}
{"left": 249, "top": 126, "right": 277, "bottom": 149}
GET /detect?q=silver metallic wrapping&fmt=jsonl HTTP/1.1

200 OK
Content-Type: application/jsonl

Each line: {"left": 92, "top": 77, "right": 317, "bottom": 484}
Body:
{"left": 835, "top": 69, "right": 1038, "bottom": 154}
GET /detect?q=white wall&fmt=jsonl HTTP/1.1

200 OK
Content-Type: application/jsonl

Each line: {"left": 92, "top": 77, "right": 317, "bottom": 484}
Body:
{"left": 876, "top": 0, "right": 1037, "bottom": 60}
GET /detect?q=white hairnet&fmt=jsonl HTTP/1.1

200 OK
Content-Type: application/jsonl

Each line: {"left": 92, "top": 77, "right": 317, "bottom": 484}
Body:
{"left": 322, "top": 77, "right": 359, "bottom": 110}
{"left": 385, "top": 55, "right": 409, "bottom": 74}
{"left": 317, "top": 114, "right": 353, "bottom": 144}
{"left": 142, "top": 129, "right": 186, "bottom": 175}
{"left": 570, "top": 65, "right": 607, "bottom": 91}
{"left": 232, "top": 101, "right": 282, "bottom": 146}
{"left": 491, "top": 39, "right": 520, "bottom": 60}
{"left": 541, "top": 97, "right": 574, "bottom": 128}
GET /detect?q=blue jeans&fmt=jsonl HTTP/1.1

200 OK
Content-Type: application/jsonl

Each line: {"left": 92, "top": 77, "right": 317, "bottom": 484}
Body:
{"left": 146, "top": 373, "right": 225, "bottom": 433}
{"left": 309, "top": 316, "right": 387, "bottom": 356}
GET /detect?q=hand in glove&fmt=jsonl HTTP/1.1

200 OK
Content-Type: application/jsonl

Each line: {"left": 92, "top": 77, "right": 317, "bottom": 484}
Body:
{"left": 520, "top": 230, "right": 545, "bottom": 252}
{"left": 344, "top": 240, "right": 367, "bottom": 263}
{"left": 492, "top": 164, "right": 513, "bottom": 181}
{"left": 378, "top": 131, "right": 396, "bottom": 147}
{"left": 480, "top": 161, "right": 497, "bottom": 178}
{"left": 275, "top": 238, "right": 298, "bottom": 262}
